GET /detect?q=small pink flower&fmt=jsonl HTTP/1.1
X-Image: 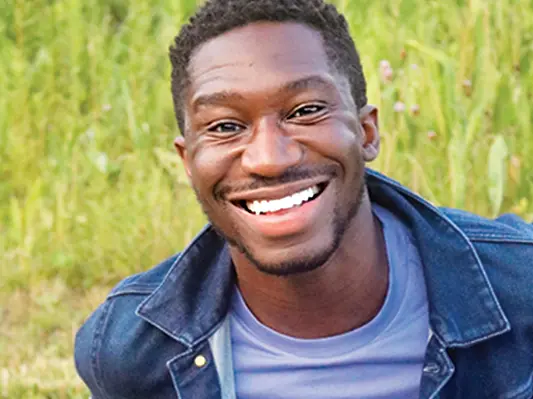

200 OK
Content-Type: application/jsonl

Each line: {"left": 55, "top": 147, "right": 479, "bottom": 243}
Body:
{"left": 427, "top": 131, "right": 437, "bottom": 140}
{"left": 394, "top": 102, "right": 406, "bottom": 113}
{"left": 380, "top": 60, "right": 391, "bottom": 69}
{"left": 380, "top": 60, "right": 393, "bottom": 83}
{"left": 410, "top": 104, "right": 420, "bottom": 115}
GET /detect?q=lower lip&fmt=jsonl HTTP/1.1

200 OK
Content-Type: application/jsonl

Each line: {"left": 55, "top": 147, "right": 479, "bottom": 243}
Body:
{"left": 234, "top": 186, "right": 329, "bottom": 238}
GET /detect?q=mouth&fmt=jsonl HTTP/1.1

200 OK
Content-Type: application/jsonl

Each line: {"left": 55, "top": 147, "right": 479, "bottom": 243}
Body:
{"left": 231, "top": 182, "right": 328, "bottom": 215}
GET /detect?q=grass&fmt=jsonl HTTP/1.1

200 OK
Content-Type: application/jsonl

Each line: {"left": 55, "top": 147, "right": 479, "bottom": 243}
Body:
{"left": 2, "top": 0, "right": 533, "bottom": 397}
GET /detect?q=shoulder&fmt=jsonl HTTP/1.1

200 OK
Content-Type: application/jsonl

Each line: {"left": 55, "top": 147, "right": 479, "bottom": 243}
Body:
{"left": 443, "top": 209, "right": 533, "bottom": 331}
{"left": 437, "top": 210, "right": 533, "bottom": 397}
{"left": 107, "top": 252, "right": 180, "bottom": 296}
{"left": 74, "top": 253, "right": 184, "bottom": 398}
{"left": 441, "top": 207, "right": 533, "bottom": 244}
{"left": 440, "top": 208, "right": 533, "bottom": 293}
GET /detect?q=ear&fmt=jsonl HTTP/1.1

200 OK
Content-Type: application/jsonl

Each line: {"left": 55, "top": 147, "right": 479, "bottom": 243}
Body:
{"left": 358, "top": 104, "right": 380, "bottom": 162}
{"left": 173, "top": 135, "right": 192, "bottom": 178}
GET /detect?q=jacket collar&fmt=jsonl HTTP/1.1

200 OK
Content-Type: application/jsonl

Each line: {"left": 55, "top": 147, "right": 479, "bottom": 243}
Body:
{"left": 366, "top": 170, "right": 510, "bottom": 347}
{"left": 137, "top": 169, "right": 510, "bottom": 349}
{"left": 136, "top": 226, "right": 235, "bottom": 348}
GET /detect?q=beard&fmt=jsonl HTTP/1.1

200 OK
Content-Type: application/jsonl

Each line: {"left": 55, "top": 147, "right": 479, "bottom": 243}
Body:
{"left": 194, "top": 165, "right": 366, "bottom": 277}
{"left": 236, "top": 180, "right": 365, "bottom": 276}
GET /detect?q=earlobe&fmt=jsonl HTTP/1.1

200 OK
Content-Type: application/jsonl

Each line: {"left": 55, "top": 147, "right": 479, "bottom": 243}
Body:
{"left": 359, "top": 105, "right": 380, "bottom": 162}
{"left": 173, "top": 136, "right": 192, "bottom": 178}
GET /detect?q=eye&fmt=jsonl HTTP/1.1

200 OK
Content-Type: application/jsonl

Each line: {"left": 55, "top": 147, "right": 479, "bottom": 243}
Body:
{"left": 288, "top": 104, "right": 326, "bottom": 119}
{"left": 207, "top": 121, "right": 243, "bottom": 134}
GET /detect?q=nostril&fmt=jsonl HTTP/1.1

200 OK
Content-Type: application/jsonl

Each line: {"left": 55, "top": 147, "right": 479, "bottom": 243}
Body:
{"left": 240, "top": 134, "right": 303, "bottom": 177}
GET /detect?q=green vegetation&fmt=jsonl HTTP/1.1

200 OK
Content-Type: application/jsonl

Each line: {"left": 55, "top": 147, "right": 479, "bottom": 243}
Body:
{"left": 1, "top": 0, "right": 532, "bottom": 396}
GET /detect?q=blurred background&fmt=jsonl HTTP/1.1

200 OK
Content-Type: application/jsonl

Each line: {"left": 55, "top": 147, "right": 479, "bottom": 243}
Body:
{"left": 1, "top": 0, "right": 532, "bottom": 397}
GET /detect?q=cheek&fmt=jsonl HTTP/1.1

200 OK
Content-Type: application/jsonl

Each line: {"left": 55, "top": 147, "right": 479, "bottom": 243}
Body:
{"left": 298, "top": 118, "right": 362, "bottom": 163}
{"left": 189, "top": 143, "right": 237, "bottom": 195}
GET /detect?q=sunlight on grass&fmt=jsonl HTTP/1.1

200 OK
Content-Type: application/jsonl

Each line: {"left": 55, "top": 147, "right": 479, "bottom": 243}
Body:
{"left": 2, "top": 0, "right": 533, "bottom": 397}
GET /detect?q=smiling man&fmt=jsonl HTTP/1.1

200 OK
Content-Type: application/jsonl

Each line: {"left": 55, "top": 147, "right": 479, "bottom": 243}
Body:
{"left": 74, "top": 1, "right": 533, "bottom": 398}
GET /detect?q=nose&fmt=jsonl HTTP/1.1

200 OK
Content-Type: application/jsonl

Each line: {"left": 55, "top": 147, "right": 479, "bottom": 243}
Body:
{"left": 241, "top": 116, "right": 303, "bottom": 177}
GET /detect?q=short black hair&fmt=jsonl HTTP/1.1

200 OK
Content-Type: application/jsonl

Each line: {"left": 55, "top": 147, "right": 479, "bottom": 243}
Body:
{"left": 169, "top": 0, "right": 367, "bottom": 134}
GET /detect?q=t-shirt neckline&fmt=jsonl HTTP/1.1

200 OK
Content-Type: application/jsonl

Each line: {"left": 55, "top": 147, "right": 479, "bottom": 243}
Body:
{"left": 230, "top": 204, "right": 411, "bottom": 359}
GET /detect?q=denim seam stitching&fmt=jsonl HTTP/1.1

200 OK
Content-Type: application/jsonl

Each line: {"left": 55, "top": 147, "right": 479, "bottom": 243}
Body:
{"left": 108, "top": 288, "right": 155, "bottom": 298}
{"left": 166, "top": 346, "right": 196, "bottom": 399}
{"left": 90, "top": 299, "right": 112, "bottom": 399}
{"left": 465, "top": 231, "right": 531, "bottom": 237}
{"left": 428, "top": 336, "right": 455, "bottom": 399}
{"left": 444, "top": 323, "right": 512, "bottom": 348}
{"left": 190, "top": 318, "right": 225, "bottom": 348}
{"left": 466, "top": 234, "right": 533, "bottom": 244}
{"left": 135, "top": 225, "right": 215, "bottom": 345}
{"left": 353, "top": 171, "right": 512, "bottom": 342}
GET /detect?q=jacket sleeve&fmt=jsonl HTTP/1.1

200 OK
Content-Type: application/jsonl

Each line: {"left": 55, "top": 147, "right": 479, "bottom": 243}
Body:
{"left": 74, "top": 301, "right": 112, "bottom": 399}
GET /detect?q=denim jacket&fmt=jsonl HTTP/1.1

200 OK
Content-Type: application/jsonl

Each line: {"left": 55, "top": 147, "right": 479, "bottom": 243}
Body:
{"left": 75, "top": 169, "right": 533, "bottom": 399}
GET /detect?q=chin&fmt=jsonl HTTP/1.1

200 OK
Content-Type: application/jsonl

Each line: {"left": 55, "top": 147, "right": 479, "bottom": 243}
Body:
{"left": 250, "top": 255, "right": 331, "bottom": 277}
{"left": 239, "top": 235, "right": 340, "bottom": 277}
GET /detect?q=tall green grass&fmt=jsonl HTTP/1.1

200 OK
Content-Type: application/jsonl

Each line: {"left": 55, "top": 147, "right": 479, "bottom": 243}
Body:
{"left": 1, "top": 0, "right": 532, "bottom": 396}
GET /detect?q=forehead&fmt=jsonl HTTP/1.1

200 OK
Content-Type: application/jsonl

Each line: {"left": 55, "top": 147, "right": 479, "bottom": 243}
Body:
{"left": 187, "top": 22, "right": 334, "bottom": 100}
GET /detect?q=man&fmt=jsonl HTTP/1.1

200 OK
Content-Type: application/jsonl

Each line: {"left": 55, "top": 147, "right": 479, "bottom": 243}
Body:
{"left": 74, "top": 0, "right": 533, "bottom": 398}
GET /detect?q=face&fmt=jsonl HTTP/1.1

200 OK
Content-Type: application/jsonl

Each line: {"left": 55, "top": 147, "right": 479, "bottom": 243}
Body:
{"left": 175, "top": 22, "right": 380, "bottom": 276}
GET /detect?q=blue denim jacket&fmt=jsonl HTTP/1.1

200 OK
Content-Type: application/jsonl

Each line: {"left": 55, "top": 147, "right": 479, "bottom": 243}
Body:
{"left": 75, "top": 169, "right": 533, "bottom": 399}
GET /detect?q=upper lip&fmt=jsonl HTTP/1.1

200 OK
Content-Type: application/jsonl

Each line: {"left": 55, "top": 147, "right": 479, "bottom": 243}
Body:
{"left": 225, "top": 177, "right": 330, "bottom": 203}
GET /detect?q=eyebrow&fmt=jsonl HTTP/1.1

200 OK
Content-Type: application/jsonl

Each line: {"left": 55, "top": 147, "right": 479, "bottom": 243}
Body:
{"left": 192, "top": 91, "right": 246, "bottom": 112}
{"left": 282, "top": 75, "right": 334, "bottom": 94}
{"left": 191, "top": 75, "right": 335, "bottom": 112}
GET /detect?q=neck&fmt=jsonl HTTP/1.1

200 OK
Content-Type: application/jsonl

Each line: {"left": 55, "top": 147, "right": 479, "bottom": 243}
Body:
{"left": 231, "top": 197, "right": 389, "bottom": 339}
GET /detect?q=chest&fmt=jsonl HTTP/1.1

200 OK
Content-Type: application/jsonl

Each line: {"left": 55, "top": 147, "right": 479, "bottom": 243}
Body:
{"left": 231, "top": 310, "right": 429, "bottom": 399}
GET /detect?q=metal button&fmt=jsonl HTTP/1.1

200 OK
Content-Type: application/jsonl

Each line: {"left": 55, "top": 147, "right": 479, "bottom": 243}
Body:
{"left": 423, "top": 363, "right": 440, "bottom": 374}
{"left": 194, "top": 355, "right": 207, "bottom": 368}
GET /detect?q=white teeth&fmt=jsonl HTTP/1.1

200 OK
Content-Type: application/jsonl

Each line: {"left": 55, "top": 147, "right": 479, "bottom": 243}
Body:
{"left": 246, "top": 185, "right": 321, "bottom": 215}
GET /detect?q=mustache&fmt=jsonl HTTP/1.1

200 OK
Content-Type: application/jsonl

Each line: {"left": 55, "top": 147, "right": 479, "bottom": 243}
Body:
{"left": 214, "top": 164, "right": 338, "bottom": 201}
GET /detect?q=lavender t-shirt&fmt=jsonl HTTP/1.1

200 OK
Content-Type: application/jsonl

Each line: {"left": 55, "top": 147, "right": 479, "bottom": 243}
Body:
{"left": 229, "top": 204, "right": 429, "bottom": 399}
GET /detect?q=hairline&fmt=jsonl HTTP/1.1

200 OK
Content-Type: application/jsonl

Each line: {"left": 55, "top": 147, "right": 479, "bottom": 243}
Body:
{"left": 178, "top": 20, "right": 358, "bottom": 135}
